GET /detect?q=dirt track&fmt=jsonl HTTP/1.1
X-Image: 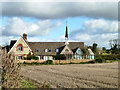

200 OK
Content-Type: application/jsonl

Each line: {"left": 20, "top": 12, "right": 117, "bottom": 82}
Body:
{"left": 20, "top": 62, "right": 118, "bottom": 88}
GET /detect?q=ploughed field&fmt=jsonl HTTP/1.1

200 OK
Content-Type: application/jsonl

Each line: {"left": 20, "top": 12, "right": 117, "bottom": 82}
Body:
{"left": 20, "top": 62, "right": 118, "bottom": 88}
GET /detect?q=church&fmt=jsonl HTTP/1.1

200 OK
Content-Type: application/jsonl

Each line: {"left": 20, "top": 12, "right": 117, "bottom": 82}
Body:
{"left": 8, "top": 24, "right": 94, "bottom": 60}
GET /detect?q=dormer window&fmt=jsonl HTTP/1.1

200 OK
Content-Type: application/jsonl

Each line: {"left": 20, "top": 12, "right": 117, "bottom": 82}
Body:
{"left": 36, "top": 49, "right": 39, "bottom": 52}
{"left": 56, "top": 49, "right": 59, "bottom": 52}
{"left": 49, "top": 49, "right": 51, "bottom": 52}
{"left": 45, "top": 49, "right": 48, "bottom": 52}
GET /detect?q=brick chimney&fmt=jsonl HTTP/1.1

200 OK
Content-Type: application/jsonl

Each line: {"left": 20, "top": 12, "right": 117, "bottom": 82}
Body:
{"left": 23, "top": 33, "right": 27, "bottom": 40}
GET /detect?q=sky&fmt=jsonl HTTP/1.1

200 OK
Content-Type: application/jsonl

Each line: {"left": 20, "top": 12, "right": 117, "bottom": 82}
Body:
{"left": 0, "top": 0, "right": 119, "bottom": 49}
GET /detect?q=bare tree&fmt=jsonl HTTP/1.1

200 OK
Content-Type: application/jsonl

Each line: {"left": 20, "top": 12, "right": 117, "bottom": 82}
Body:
{"left": 1, "top": 49, "right": 21, "bottom": 88}
{"left": 109, "top": 39, "right": 120, "bottom": 54}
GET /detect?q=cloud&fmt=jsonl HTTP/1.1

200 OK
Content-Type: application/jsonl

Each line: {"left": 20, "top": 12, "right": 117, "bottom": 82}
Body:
{"left": 0, "top": 36, "right": 16, "bottom": 46}
{"left": 2, "top": 2, "right": 118, "bottom": 20}
{"left": 70, "top": 19, "right": 118, "bottom": 48}
{"left": 2, "top": 17, "right": 61, "bottom": 36}
{"left": 83, "top": 19, "right": 118, "bottom": 34}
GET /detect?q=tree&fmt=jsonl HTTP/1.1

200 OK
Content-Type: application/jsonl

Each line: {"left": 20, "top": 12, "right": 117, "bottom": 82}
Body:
{"left": 93, "top": 43, "right": 98, "bottom": 54}
{"left": 109, "top": 39, "right": 120, "bottom": 54}
{"left": 102, "top": 47, "right": 106, "bottom": 51}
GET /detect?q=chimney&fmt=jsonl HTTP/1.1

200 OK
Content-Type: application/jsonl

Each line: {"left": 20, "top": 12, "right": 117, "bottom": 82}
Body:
{"left": 23, "top": 33, "right": 27, "bottom": 40}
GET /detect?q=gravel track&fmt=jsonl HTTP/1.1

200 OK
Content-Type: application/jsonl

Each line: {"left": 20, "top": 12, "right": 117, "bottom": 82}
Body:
{"left": 20, "top": 62, "right": 118, "bottom": 88}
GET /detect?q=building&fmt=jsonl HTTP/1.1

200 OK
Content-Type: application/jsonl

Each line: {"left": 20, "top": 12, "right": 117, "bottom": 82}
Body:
{"left": 8, "top": 24, "right": 94, "bottom": 60}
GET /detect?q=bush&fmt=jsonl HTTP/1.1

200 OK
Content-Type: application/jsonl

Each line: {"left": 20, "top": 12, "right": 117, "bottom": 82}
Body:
{"left": 24, "top": 55, "right": 39, "bottom": 60}
{"left": 95, "top": 54, "right": 120, "bottom": 61}
{"left": 54, "top": 54, "right": 66, "bottom": 60}
{"left": 2, "top": 49, "right": 21, "bottom": 88}
{"left": 42, "top": 60, "right": 53, "bottom": 64}
{"left": 95, "top": 58, "right": 105, "bottom": 63}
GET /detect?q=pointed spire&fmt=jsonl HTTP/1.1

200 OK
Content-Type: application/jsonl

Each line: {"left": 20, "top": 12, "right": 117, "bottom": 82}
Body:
{"left": 65, "top": 21, "right": 68, "bottom": 38}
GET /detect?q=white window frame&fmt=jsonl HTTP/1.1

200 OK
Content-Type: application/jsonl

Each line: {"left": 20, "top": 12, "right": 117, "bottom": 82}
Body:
{"left": 56, "top": 49, "right": 59, "bottom": 52}
{"left": 18, "top": 46, "right": 22, "bottom": 51}
{"left": 45, "top": 49, "right": 48, "bottom": 52}
{"left": 18, "top": 55, "right": 22, "bottom": 60}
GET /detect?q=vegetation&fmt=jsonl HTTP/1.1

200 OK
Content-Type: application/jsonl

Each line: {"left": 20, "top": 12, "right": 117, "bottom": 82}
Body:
{"left": 109, "top": 39, "right": 120, "bottom": 54}
{"left": 22, "top": 60, "right": 53, "bottom": 65}
{"left": 24, "top": 53, "right": 39, "bottom": 60}
{"left": 54, "top": 54, "right": 66, "bottom": 60}
{"left": 21, "top": 80, "right": 35, "bottom": 88}
{"left": 95, "top": 54, "right": 120, "bottom": 60}
{"left": 93, "top": 42, "right": 98, "bottom": 54}
{"left": 1, "top": 49, "right": 21, "bottom": 88}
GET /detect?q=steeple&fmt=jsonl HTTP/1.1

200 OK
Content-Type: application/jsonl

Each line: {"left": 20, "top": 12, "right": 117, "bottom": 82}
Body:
{"left": 65, "top": 21, "right": 69, "bottom": 45}
{"left": 65, "top": 21, "right": 68, "bottom": 38}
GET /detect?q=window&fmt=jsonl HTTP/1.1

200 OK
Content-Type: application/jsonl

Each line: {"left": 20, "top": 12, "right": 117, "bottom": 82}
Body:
{"left": 18, "top": 46, "right": 22, "bottom": 51}
{"left": 36, "top": 49, "right": 39, "bottom": 52}
{"left": 65, "top": 49, "right": 69, "bottom": 52}
{"left": 45, "top": 49, "right": 48, "bottom": 52}
{"left": 56, "top": 49, "right": 59, "bottom": 52}
{"left": 40, "top": 56, "right": 44, "bottom": 60}
{"left": 17, "top": 44, "right": 23, "bottom": 51}
{"left": 18, "top": 55, "right": 22, "bottom": 60}
{"left": 49, "top": 49, "right": 51, "bottom": 52}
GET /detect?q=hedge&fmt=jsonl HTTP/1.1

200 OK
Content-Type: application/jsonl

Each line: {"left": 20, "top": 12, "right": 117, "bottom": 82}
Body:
{"left": 24, "top": 55, "right": 39, "bottom": 60}
{"left": 95, "top": 54, "right": 120, "bottom": 60}
{"left": 53, "top": 54, "right": 66, "bottom": 60}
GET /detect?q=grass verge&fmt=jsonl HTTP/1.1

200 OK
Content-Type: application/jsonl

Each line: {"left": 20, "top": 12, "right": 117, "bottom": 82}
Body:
{"left": 19, "top": 76, "right": 50, "bottom": 88}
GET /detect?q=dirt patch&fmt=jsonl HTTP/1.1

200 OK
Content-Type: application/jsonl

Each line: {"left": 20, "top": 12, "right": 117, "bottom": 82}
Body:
{"left": 20, "top": 62, "right": 118, "bottom": 88}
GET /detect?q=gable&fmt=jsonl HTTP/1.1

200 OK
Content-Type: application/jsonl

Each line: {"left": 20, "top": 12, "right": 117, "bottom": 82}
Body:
{"left": 75, "top": 48, "right": 83, "bottom": 55}
{"left": 8, "top": 36, "right": 32, "bottom": 54}
{"left": 60, "top": 45, "right": 73, "bottom": 54}
{"left": 88, "top": 48, "right": 94, "bottom": 55}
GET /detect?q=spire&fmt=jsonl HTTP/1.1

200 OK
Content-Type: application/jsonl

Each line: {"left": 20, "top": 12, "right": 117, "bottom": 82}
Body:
{"left": 65, "top": 21, "right": 68, "bottom": 38}
{"left": 65, "top": 21, "right": 69, "bottom": 45}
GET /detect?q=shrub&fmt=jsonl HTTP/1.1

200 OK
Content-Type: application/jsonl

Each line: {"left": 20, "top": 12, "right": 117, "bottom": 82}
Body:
{"left": 41, "top": 60, "right": 53, "bottom": 64}
{"left": 54, "top": 54, "right": 66, "bottom": 60}
{"left": 95, "top": 58, "right": 105, "bottom": 63}
{"left": 1, "top": 49, "right": 21, "bottom": 88}
{"left": 25, "top": 55, "right": 39, "bottom": 60}
{"left": 95, "top": 54, "right": 120, "bottom": 61}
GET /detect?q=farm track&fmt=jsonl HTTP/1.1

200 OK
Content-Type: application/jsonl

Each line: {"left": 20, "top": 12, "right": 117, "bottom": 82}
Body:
{"left": 20, "top": 62, "right": 118, "bottom": 88}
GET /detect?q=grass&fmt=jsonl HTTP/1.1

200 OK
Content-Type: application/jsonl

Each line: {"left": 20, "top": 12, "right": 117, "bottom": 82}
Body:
{"left": 21, "top": 80, "right": 35, "bottom": 88}
{"left": 20, "top": 76, "right": 50, "bottom": 88}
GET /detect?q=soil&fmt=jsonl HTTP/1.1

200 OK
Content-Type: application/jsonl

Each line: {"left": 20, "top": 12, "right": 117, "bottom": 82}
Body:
{"left": 20, "top": 62, "right": 118, "bottom": 88}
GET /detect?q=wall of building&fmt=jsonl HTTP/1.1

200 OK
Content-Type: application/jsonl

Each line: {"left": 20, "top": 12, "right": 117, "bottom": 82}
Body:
{"left": 11, "top": 37, "right": 31, "bottom": 59}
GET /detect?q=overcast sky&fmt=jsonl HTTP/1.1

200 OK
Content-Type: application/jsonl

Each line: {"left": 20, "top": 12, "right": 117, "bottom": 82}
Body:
{"left": 0, "top": 0, "right": 119, "bottom": 49}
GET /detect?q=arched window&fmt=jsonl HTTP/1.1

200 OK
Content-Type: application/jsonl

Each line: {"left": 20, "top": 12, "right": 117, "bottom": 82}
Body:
{"left": 17, "top": 44, "right": 23, "bottom": 51}
{"left": 65, "top": 49, "right": 69, "bottom": 52}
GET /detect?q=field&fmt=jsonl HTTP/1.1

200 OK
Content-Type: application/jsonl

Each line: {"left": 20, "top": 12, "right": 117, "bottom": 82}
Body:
{"left": 20, "top": 62, "right": 118, "bottom": 88}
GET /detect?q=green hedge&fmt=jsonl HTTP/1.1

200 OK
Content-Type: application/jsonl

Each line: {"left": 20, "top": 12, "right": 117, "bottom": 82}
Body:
{"left": 24, "top": 55, "right": 39, "bottom": 60}
{"left": 53, "top": 54, "right": 66, "bottom": 60}
{"left": 95, "top": 54, "right": 120, "bottom": 60}
{"left": 22, "top": 60, "right": 53, "bottom": 65}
